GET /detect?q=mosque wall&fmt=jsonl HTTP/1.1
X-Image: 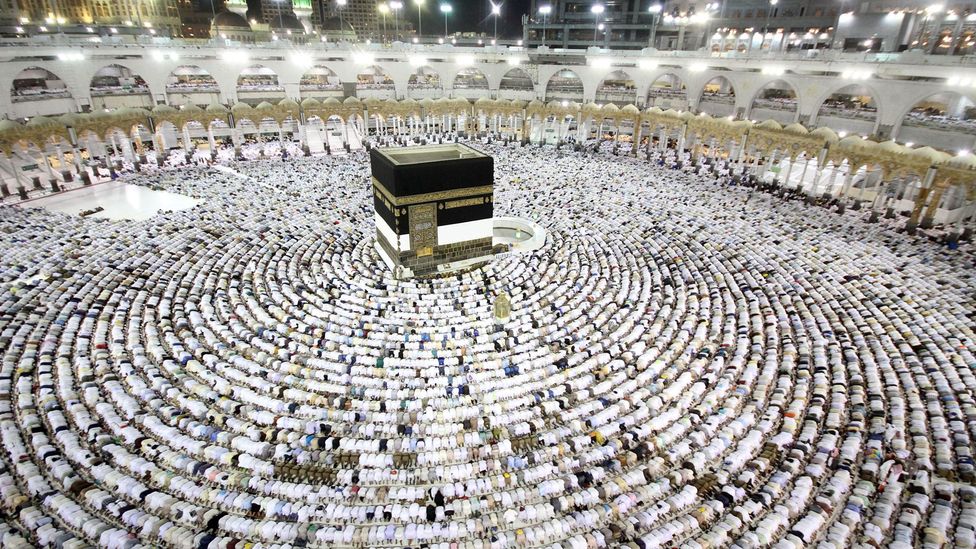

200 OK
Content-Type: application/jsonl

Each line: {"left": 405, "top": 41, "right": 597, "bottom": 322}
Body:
{"left": 2, "top": 43, "right": 975, "bottom": 147}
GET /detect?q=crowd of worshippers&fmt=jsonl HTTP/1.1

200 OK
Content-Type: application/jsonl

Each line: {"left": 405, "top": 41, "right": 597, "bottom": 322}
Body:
{"left": 0, "top": 137, "right": 974, "bottom": 549}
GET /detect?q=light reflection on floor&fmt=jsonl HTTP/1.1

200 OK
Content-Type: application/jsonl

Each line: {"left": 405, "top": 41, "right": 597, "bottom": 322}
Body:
{"left": 20, "top": 181, "right": 202, "bottom": 221}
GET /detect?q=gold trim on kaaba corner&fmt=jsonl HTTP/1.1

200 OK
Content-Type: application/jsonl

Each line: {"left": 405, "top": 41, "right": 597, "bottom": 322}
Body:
{"left": 372, "top": 178, "right": 494, "bottom": 206}
{"left": 373, "top": 187, "right": 396, "bottom": 213}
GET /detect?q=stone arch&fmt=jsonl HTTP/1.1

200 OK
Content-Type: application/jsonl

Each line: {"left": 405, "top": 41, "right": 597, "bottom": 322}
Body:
{"left": 304, "top": 113, "right": 326, "bottom": 126}
{"left": 75, "top": 129, "right": 104, "bottom": 151}
{"left": 10, "top": 66, "right": 72, "bottom": 103}
{"left": 896, "top": 91, "right": 976, "bottom": 134}
{"left": 747, "top": 79, "right": 799, "bottom": 124}
{"left": 129, "top": 121, "right": 153, "bottom": 149}
{"left": 166, "top": 65, "right": 220, "bottom": 106}
{"left": 153, "top": 120, "right": 182, "bottom": 150}
{"left": 645, "top": 73, "right": 687, "bottom": 109}
{"left": 234, "top": 117, "right": 259, "bottom": 131}
{"left": 697, "top": 75, "right": 736, "bottom": 117}
{"left": 595, "top": 70, "right": 636, "bottom": 105}
{"left": 202, "top": 117, "right": 233, "bottom": 150}
{"left": 407, "top": 65, "right": 443, "bottom": 99}
{"left": 182, "top": 119, "right": 208, "bottom": 135}
{"left": 208, "top": 117, "right": 233, "bottom": 131}
{"left": 10, "top": 138, "right": 44, "bottom": 155}
{"left": 356, "top": 65, "right": 395, "bottom": 99}
{"left": 545, "top": 69, "right": 584, "bottom": 103}
{"left": 894, "top": 90, "right": 976, "bottom": 150}
{"left": 236, "top": 65, "right": 284, "bottom": 104}
{"left": 322, "top": 114, "right": 346, "bottom": 126}
{"left": 497, "top": 67, "right": 535, "bottom": 101}
{"left": 500, "top": 68, "right": 534, "bottom": 91}
{"left": 103, "top": 125, "right": 137, "bottom": 157}
{"left": 89, "top": 64, "right": 152, "bottom": 110}
{"left": 453, "top": 68, "right": 489, "bottom": 90}
{"left": 90, "top": 64, "right": 149, "bottom": 95}
{"left": 237, "top": 65, "right": 281, "bottom": 88}
{"left": 299, "top": 65, "right": 341, "bottom": 98}
{"left": 238, "top": 114, "right": 280, "bottom": 135}
{"left": 48, "top": 130, "right": 78, "bottom": 154}
{"left": 812, "top": 83, "right": 879, "bottom": 124}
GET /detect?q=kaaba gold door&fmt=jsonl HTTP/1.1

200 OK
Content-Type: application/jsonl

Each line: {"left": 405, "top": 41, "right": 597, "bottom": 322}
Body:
{"left": 409, "top": 203, "right": 437, "bottom": 256}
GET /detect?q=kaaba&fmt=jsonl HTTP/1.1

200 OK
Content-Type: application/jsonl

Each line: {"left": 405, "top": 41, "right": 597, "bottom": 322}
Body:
{"left": 371, "top": 144, "right": 495, "bottom": 278}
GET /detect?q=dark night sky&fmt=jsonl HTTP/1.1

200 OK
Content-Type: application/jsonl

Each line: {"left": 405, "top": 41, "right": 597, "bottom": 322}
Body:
{"left": 240, "top": 0, "right": 536, "bottom": 39}
{"left": 414, "top": 0, "right": 533, "bottom": 39}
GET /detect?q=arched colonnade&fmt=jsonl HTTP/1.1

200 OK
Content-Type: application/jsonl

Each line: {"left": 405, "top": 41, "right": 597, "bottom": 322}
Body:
{"left": 5, "top": 55, "right": 976, "bottom": 148}
{"left": 2, "top": 98, "right": 974, "bottom": 234}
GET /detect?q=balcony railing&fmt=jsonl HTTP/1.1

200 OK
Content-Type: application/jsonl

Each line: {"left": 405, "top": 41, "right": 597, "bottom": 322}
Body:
{"left": 11, "top": 88, "right": 72, "bottom": 102}
{"left": 596, "top": 89, "right": 637, "bottom": 102}
{"left": 299, "top": 83, "right": 343, "bottom": 91}
{"left": 237, "top": 84, "right": 284, "bottom": 92}
{"left": 752, "top": 98, "right": 797, "bottom": 111}
{"left": 817, "top": 105, "right": 878, "bottom": 121}
{"left": 166, "top": 83, "right": 220, "bottom": 93}
{"left": 454, "top": 82, "right": 489, "bottom": 90}
{"left": 700, "top": 94, "right": 734, "bottom": 105}
{"left": 902, "top": 112, "right": 976, "bottom": 135}
{"left": 90, "top": 85, "right": 150, "bottom": 97}
{"left": 647, "top": 89, "right": 686, "bottom": 98}
{"left": 817, "top": 106, "right": 877, "bottom": 121}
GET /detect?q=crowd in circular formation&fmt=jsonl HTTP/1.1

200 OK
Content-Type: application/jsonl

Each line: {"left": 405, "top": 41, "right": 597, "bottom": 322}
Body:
{"left": 0, "top": 139, "right": 974, "bottom": 548}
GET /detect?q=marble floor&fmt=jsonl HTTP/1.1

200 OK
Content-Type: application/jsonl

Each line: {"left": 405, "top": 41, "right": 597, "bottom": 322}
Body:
{"left": 20, "top": 181, "right": 202, "bottom": 221}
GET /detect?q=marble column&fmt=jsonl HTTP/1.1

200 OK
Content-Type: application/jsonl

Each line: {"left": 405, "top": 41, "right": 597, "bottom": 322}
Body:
{"left": 5, "top": 154, "right": 25, "bottom": 194}
{"left": 919, "top": 183, "right": 948, "bottom": 229}
{"left": 907, "top": 185, "right": 931, "bottom": 232}
{"left": 797, "top": 155, "right": 810, "bottom": 190}
{"left": 839, "top": 170, "right": 855, "bottom": 198}
{"left": 823, "top": 163, "right": 841, "bottom": 197}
